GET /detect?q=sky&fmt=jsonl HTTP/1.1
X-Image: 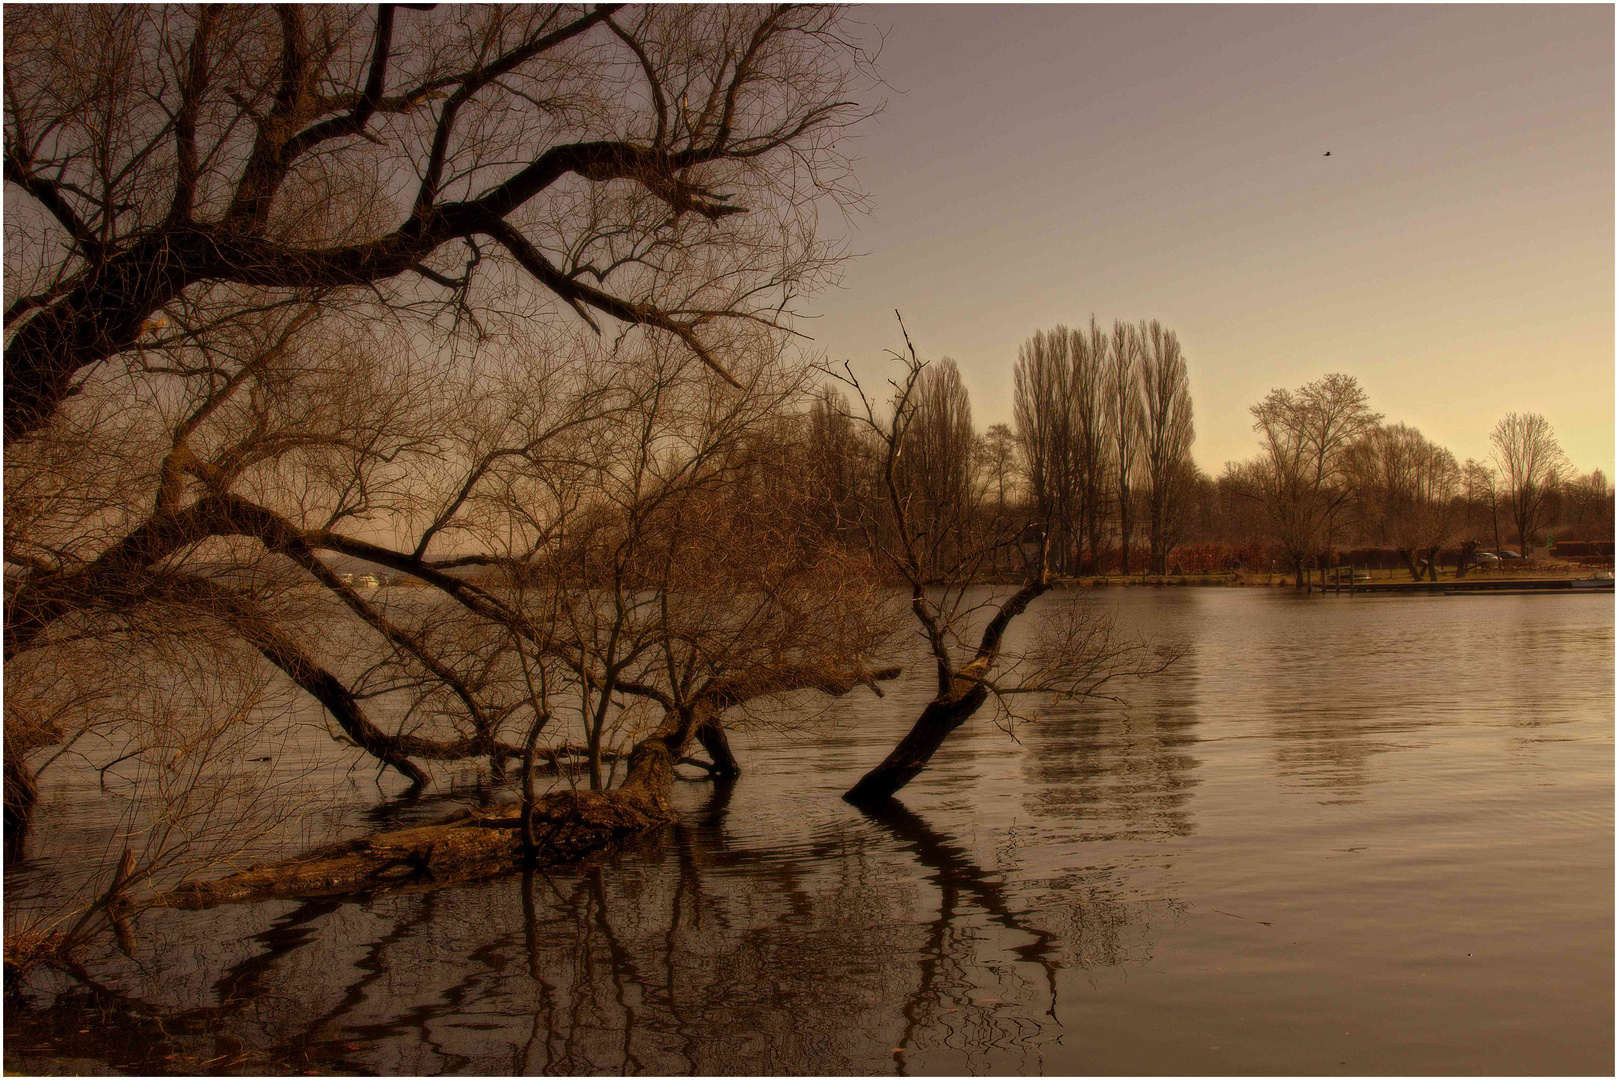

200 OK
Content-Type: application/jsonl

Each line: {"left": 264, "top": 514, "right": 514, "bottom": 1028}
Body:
{"left": 801, "top": 5, "right": 1614, "bottom": 477}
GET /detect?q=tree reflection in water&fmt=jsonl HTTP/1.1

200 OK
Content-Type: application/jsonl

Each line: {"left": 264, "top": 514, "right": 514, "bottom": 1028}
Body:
{"left": 1019, "top": 689, "right": 1202, "bottom": 842}
{"left": 863, "top": 797, "right": 1061, "bottom": 1074}
{"left": 8, "top": 781, "right": 1167, "bottom": 1075}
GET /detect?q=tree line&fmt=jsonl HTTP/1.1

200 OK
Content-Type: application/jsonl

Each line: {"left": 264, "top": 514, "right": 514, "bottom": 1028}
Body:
{"left": 802, "top": 327, "right": 1610, "bottom": 589}
{"left": 1228, "top": 383, "right": 1609, "bottom": 583}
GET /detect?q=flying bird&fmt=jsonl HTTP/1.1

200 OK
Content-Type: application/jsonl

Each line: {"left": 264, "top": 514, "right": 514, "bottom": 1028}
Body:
{"left": 1323, "top": 151, "right": 1332, "bottom": 156}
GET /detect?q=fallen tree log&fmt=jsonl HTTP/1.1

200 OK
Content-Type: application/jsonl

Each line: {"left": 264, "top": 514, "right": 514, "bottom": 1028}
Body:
{"left": 152, "top": 662, "right": 900, "bottom": 910}
{"left": 154, "top": 702, "right": 707, "bottom": 910}
{"left": 156, "top": 790, "right": 666, "bottom": 909}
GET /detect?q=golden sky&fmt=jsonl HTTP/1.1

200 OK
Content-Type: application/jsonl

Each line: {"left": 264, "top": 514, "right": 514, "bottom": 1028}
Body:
{"left": 807, "top": 5, "right": 1614, "bottom": 477}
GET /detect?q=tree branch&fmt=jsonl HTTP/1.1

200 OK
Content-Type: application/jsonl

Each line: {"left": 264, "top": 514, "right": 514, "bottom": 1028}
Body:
{"left": 478, "top": 215, "right": 741, "bottom": 388}
{"left": 4, "top": 141, "right": 100, "bottom": 256}
{"left": 280, "top": 4, "right": 399, "bottom": 161}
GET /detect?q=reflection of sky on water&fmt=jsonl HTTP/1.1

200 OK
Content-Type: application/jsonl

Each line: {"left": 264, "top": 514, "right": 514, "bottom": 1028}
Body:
{"left": 6, "top": 589, "right": 1612, "bottom": 1074}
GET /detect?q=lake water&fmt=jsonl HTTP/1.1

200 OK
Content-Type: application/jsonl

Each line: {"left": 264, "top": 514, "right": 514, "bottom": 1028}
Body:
{"left": 7, "top": 588, "right": 1613, "bottom": 1074}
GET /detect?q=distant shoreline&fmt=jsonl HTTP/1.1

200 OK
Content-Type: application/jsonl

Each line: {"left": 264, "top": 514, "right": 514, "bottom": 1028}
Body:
{"left": 972, "top": 564, "right": 1615, "bottom": 589}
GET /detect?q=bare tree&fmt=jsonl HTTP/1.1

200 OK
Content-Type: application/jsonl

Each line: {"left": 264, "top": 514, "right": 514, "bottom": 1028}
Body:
{"left": 1137, "top": 321, "right": 1194, "bottom": 574}
{"left": 977, "top": 423, "right": 1020, "bottom": 577}
{"left": 1106, "top": 320, "right": 1143, "bottom": 574}
{"left": 4, "top": 4, "right": 877, "bottom": 784}
{"left": 1489, "top": 412, "right": 1568, "bottom": 557}
{"left": 835, "top": 322, "right": 1170, "bottom": 805}
{"left": 518, "top": 348, "right": 901, "bottom": 791}
{"left": 1009, "top": 322, "right": 1110, "bottom": 576}
{"left": 1555, "top": 469, "right": 1615, "bottom": 543}
{"left": 1350, "top": 423, "right": 1462, "bottom": 580}
{"left": 4, "top": 579, "right": 327, "bottom": 975}
{"left": 1074, "top": 320, "right": 1111, "bottom": 573}
{"left": 1234, "top": 373, "right": 1381, "bottom": 586}
{"left": 4, "top": 5, "right": 874, "bottom": 444}
{"left": 1013, "top": 327, "right": 1074, "bottom": 572}
{"left": 979, "top": 423, "right": 1020, "bottom": 515}
{"left": 4, "top": 5, "right": 886, "bottom": 957}
{"left": 1461, "top": 458, "right": 1503, "bottom": 560}
{"left": 894, "top": 357, "right": 980, "bottom": 573}
{"left": 804, "top": 385, "right": 872, "bottom": 543}
{"left": 11, "top": 324, "right": 910, "bottom": 927}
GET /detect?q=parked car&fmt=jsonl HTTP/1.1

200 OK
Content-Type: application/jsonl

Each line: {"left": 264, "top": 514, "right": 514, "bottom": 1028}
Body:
{"left": 1472, "top": 551, "right": 1500, "bottom": 564}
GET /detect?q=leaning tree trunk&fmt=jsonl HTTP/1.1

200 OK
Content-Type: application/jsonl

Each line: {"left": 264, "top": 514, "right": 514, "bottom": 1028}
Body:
{"left": 844, "top": 578, "right": 1049, "bottom": 806}
{"left": 695, "top": 718, "right": 741, "bottom": 780}
{"left": 843, "top": 677, "right": 990, "bottom": 805}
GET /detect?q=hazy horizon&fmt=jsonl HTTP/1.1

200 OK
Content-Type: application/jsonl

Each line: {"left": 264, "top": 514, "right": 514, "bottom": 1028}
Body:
{"left": 805, "top": 5, "right": 1614, "bottom": 478}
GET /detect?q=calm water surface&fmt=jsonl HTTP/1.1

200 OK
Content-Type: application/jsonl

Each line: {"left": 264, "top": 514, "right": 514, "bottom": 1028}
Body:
{"left": 8, "top": 589, "right": 1613, "bottom": 1074}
